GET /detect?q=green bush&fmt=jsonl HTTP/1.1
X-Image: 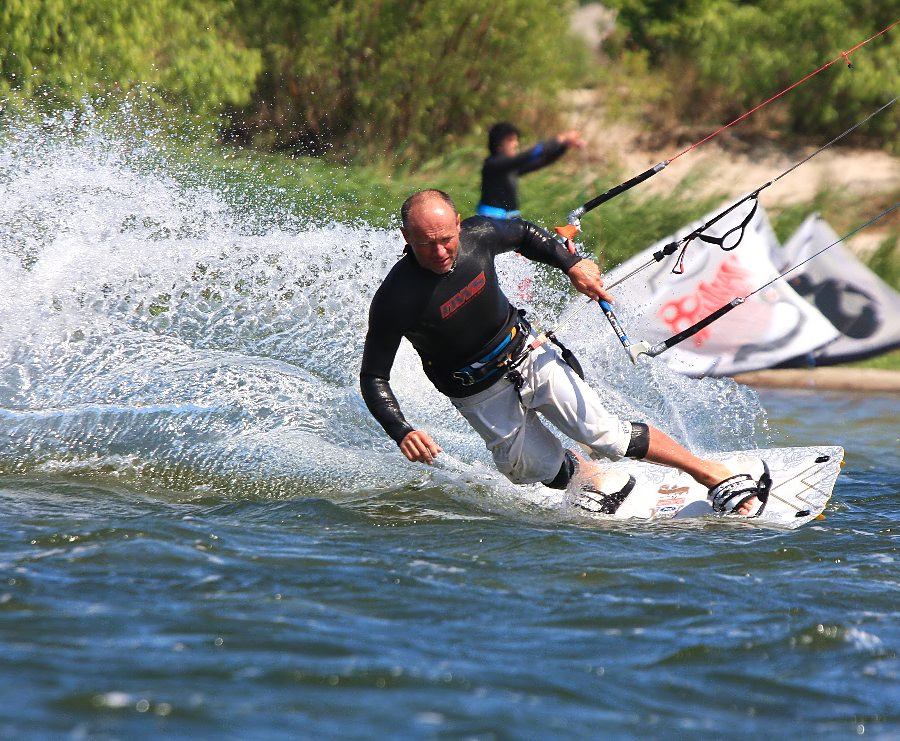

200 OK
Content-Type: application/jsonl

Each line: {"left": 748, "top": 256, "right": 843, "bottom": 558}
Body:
{"left": 227, "top": 0, "right": 589, "bottom": 162}
{"left": 866, "top": 236, "right": 900, "bottom": 291}
{"left": 0, "top": 0, "right": 261, "bottom": 118}
{"left": 603, "top": 0, "right": 899, "bottom": 150}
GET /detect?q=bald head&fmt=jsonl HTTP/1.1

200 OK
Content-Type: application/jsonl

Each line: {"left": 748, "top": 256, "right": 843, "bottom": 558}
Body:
{"left": 400, "top": 189, "right": 461, "bottom": 275}
{"left": 401, "top": 189, "right": 458, "bottom": 229}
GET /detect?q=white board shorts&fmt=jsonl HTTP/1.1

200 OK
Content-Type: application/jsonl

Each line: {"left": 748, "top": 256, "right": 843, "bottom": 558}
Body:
{"left": 451, "top": 343, "right": 632, "bottom": 485}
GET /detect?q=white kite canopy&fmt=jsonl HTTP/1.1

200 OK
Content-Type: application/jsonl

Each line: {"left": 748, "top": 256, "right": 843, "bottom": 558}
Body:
{"left": 772, "top": 214, "right": 900, "bottom": 366}
{"left": 605, "top": 198, "right": 839, "bottom": 377}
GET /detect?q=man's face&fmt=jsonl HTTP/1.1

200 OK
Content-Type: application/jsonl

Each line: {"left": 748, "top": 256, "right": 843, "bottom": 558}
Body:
{"left": 498, "top": 134, "right": 519, "bottom": 157}
{"left": 401, "top": 201, "right": 461, "bottom": 275}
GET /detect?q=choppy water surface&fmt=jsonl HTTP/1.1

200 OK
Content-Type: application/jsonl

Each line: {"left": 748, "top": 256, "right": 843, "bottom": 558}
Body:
{"left": 1, "top": 111, "right": 897, "bottom": 739}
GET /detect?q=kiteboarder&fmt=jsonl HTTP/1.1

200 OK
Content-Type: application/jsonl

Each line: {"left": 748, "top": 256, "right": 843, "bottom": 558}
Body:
{"left": 477, "top": 122, "right": 585, "bottom": 220}
{"left": 360, "top": 189, "right": 766, "bottom": 516}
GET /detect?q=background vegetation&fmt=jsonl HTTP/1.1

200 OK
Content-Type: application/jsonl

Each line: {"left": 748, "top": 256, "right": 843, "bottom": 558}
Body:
{"left": 3, "top": 1, "right": 897, "bottom": 159}
{"left": 602, "top": 0, "right": 898, "bottom": 150}
{"left": 0, "top": 0, "right": 261, "bottom": 121}
{"left": 223, "top": 0, "right": 586, "bottom": 159}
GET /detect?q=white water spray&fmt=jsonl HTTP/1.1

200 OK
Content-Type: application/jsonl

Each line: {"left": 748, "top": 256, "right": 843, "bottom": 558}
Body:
{"left": 0, "top": 107, "right": 768, "bottom": 508}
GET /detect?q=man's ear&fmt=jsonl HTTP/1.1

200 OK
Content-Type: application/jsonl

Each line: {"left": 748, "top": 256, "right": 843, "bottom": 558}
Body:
{"left": 400, "top": 228, "right": 409, "bottom": 243}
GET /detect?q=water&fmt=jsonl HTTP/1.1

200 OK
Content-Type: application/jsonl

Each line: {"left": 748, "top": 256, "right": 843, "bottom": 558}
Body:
{"left": 1, "top": 110, "right": 897, "bottom": 739}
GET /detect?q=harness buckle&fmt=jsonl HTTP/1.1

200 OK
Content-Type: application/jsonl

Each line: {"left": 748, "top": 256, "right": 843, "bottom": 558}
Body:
{"left": 451, "top": 316, "right": 531, "bottom": 388}
{"left": 452, "top": 370, "right": 477, "bottom": 386}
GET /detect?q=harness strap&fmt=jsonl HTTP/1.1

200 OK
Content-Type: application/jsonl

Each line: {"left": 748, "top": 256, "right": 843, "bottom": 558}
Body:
{"left": 547, "top": 333, "right": 584, "bottom": 380}
{"left": 452, "top": 316, "right": 530, "bottom": 386}
{"left": 452, "top": 312, "right": 585, "bottom": 390}
{"left": 504, "top": 325, "right": 584, "bottom": 381}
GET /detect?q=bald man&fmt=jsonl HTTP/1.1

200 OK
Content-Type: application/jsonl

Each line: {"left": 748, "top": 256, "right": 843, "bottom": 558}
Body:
{"left": 360, "top": 189, "right": 766, "bottom": 516}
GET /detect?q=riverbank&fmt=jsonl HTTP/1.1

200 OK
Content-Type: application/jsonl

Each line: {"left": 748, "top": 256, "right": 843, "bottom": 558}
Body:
{"left": 733, "top": 367, "right": 900, "bottom": 393}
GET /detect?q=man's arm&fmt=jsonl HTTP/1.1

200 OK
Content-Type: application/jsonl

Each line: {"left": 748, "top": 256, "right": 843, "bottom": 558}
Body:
{"left": 360, "top": 326, "right": 415, "bottom": 444}
{"left": 360, "top": 368, "right": 442, "bottom": 464}
{"left": 500, "top": 219, "right": 582, "bottom": 271}
{"left": 360, "top": 303, "right": 443, "bottom": 464}
{"left": 565, "top": 259, "right": 614, "bottom": 304}
{"left": 483, "top": 139, "right": 568, "bottom": 178}
{"left": 515, "top": 138, "right": 570, "bottom": 175}
{"left": 485, "top": 218, "right": 614, "bottom": 303}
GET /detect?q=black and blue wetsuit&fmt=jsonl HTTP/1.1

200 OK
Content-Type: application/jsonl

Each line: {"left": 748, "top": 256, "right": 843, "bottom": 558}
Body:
{"left": 477, "top": 139, "right": 569, "bottom": 218}
{"left": 360, "top": 216, "right": 581, "bottom": 444}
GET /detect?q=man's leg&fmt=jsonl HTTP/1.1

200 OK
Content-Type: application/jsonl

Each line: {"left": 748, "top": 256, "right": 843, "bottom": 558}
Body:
{"left": 642, "top": 425, "right": 733, "bottom": 487}
{"left": 528, "top": 345, "right": 763, "bottom": 514}
{"left": 451, "top": 379, "right": 565, "bottom": 486}
{"left": 637, "top": 425, "right": 763, "bottom": 516}
{"left": 524, "top": 345, "right": 632, "bottom": 462}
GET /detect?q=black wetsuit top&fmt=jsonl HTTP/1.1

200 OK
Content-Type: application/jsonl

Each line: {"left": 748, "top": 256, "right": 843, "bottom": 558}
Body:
{"left": 360, "top": 216, "right": 582, "bottom": 443}
{"left": 479, "top": 139, "right": 568, "bottom": 211}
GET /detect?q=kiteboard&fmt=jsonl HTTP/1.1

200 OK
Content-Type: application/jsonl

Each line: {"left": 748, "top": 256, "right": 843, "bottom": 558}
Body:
{"left": 567, "top": 445, "right": 843, "bottom": 529}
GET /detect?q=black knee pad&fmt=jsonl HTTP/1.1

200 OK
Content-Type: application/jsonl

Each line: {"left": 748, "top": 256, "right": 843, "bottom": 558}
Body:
{"left": 544, "top": 449, "right": 578, "bottom": 489}
{"left": 625, "top": 422, "right": 650, "bottom": 460}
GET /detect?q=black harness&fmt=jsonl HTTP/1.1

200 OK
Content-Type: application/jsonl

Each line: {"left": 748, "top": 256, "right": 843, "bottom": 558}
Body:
{"left": 451, "top": 314, "right": 531, "bottom": 386}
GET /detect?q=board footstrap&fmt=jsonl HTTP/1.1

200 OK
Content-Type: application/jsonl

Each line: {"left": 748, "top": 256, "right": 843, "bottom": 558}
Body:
{"left": 572, "top": 472, "right": 636, "bottom": 515}
{"left": 708, "top": 461, "right": 771, "bottom": 516}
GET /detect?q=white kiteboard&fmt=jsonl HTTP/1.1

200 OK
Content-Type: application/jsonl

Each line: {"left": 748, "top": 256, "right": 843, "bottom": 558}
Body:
{"left": 567, "top": 445, "right": 844, "bottom": 529}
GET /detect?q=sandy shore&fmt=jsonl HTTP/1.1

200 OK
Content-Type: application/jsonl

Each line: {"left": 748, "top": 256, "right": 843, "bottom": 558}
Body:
{"left": 732, "top": 367, "right": 900, "bottom": 393}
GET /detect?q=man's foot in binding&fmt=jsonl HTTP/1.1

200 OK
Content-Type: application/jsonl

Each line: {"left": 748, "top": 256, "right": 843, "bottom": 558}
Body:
{"left": 568, "top": 450, "right": 635, "bottom": 516}
{"left": 707, "top": 459, "right": 771, "bottom": 517}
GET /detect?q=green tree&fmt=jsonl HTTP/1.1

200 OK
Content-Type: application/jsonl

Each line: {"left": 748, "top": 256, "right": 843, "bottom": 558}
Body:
{"left": 604, "top": 0, "right": 898, "bottom": 149}
{"left": 0, "top": 0, "right": 261, "bottom": 118}
{"left": 228, "top": 0, "right": 588, "bottom": 161}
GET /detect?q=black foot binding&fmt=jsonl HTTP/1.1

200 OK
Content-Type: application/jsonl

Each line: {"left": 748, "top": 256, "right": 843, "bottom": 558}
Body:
{"left": 708, "top": 460, "right": 771, "bottom": 516}
{"left": 572, "top": 470, "right": 636, "bottom": 515}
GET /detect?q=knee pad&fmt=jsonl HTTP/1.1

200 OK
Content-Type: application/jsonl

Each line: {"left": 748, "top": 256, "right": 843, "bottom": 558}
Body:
{"left": 625, "top": 422, "right": 650, "bottom": 460}
{"left": 544, "top": 449, "right": 578, "bottom": 489}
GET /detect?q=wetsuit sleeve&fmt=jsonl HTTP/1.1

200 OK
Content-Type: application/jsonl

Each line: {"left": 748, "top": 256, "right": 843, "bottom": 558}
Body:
{"left": 483, "top": 139, "right": 568, "bottom": 178}
{"left": 359, "top": 299, "right": 416, "bottom": 445}
{"left": 515, "top": 139, "right": 568, "bottom": 175}
{"left": 486, "top": 218, "right": 583, "bottom": 273}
